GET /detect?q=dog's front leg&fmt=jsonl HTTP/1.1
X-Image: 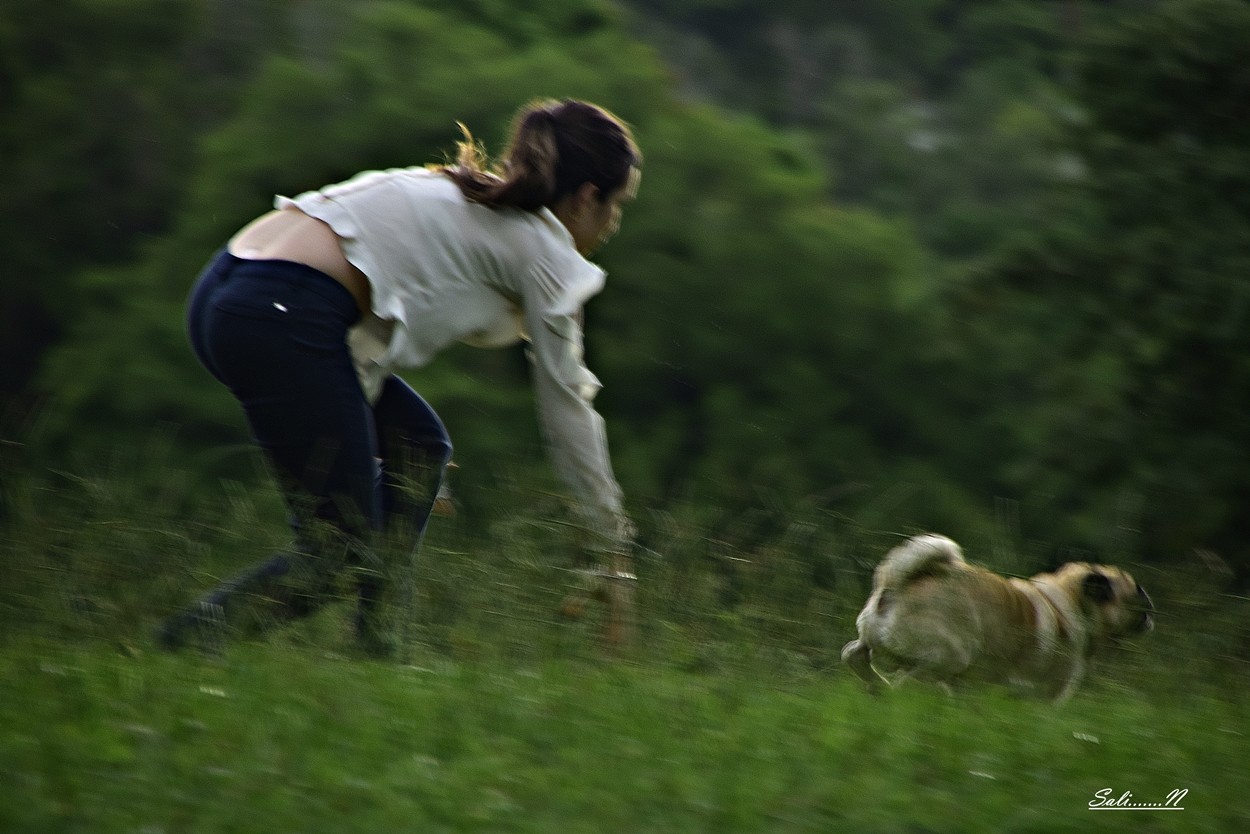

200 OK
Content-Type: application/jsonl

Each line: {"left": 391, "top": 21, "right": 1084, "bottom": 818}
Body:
{"left": 1048, "top": 661, "right": 1086, "bottom": 704}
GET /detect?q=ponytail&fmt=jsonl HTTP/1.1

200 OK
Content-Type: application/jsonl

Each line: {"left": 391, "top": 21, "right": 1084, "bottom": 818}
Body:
{"left": 441, "top": 99, "right": 640, "bottom": 212}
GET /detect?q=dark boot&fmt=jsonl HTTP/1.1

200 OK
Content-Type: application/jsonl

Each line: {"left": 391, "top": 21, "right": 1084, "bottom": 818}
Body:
{"left": 155, "top": 549, "right": 342, "bottom": 652}
{"left": 353, "top": 570, "right": 397, "bottom": 658}
{"left": 353, "top": 460, "right": 446, "bottom": 658}
{"left": 155, "top": 599, "right": 227, "bottom": 654}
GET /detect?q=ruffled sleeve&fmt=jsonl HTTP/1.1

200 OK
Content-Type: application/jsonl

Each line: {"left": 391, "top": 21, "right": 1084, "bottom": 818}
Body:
{"left": 522, "top": 255, "right": 630, "bottom": 551}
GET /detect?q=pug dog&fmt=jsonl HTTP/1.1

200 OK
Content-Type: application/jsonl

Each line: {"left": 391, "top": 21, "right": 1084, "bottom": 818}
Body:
{"left": 841, "top": 534, "right": 1153, "bottom": 702}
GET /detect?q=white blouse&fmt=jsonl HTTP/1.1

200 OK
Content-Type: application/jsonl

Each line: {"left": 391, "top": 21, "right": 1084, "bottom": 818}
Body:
{"left": 277, "top": 167, "right": 627, "bottom": 547}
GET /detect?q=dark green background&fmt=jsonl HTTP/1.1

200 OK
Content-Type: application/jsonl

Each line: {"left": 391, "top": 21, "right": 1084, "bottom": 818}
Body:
{"left": 5, "top": 0, "right": 1249, "bottom": 582}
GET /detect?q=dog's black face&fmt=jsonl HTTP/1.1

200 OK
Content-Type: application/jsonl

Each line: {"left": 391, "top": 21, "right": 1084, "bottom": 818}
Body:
{"left": 1077, "top": 566, "right": 1154, "bottom": 637}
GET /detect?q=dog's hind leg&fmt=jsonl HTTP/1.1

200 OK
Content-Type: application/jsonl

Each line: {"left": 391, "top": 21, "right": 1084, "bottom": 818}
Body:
{"left": 841, "top": 639, "right": 885, "bottom": 694}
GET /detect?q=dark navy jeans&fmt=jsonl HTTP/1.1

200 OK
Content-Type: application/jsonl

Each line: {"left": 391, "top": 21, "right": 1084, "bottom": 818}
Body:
{"left": 178, "top": 250, "right": 453, "bottom": 645}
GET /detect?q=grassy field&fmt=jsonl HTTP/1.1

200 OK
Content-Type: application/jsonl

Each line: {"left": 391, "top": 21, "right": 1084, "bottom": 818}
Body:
{"left": 2, "top": 455, "right": 1248, "bottom": 833}
{"left": 3, "top": 636, "right": 1246, "bottom": 834}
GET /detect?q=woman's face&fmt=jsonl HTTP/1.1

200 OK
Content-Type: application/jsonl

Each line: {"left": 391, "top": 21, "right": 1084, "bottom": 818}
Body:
{"left": 560, "top": 167, "right": 640, "bottom": 256}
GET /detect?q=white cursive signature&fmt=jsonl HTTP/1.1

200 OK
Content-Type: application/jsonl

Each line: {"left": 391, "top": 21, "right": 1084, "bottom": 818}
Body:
{"left": 1089, "top": 788, "right": 1187, "bottom": 810}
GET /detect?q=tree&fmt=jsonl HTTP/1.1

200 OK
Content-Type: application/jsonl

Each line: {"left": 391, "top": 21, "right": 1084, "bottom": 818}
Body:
{"left": 953, "top": 0, "right": 1250, "bottom": 572}
{"left": 0, "top": 0, "right": 294, "bottom": 408}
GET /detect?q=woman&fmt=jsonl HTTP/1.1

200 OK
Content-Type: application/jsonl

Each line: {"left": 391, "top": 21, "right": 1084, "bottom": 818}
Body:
{"left": 158, "top": 98, "right": 641, "bottom": 655}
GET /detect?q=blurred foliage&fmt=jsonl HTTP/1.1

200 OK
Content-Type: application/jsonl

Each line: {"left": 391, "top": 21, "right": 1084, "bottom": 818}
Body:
{"left": 0, "top": 0, "right": 298, "bottom": 398}
{"left": 950, "top": 0, "right": 1250, "bottom": 568}
{"left": 5, "top": 0, "right": 1250, "bottom": 581}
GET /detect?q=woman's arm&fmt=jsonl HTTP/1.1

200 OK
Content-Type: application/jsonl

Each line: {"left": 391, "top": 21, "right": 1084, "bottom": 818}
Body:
{"left": 522, "top": 285, "right": 632, "bottom": 554}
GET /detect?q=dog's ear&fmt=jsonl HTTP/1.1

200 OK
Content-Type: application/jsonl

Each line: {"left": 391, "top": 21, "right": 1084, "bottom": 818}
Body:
{"left": 1082, "top": 570, "right": 1115, "bottom": 603}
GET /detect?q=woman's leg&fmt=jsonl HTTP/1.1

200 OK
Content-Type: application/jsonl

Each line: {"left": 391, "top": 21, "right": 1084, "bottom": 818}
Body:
{"left": 374, "top": 375, "right": 453, "bottom": 529}
{"left": 160, "top": 257, "right": 380, "bottom": 650}
{"left": 355, "top": 375, "right": 453, "bottom": 649}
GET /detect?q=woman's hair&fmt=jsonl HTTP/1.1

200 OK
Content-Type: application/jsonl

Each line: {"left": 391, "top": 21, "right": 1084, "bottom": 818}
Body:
{"left": 441, "top": 99, "right": 640, "bottom": 211}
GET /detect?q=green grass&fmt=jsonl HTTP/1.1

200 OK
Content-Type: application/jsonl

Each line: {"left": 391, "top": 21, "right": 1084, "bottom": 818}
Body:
{"left": 2, "top": 636, "right": 1244, "bottom": 833}
{"left": 2, "top": 453, "right": 1248, "bottom": 832}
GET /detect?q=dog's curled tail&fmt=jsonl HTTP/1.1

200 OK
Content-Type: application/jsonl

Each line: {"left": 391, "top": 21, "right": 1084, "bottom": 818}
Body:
{"left": 874, "top": 533, "right": 965, "bottom": 591}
